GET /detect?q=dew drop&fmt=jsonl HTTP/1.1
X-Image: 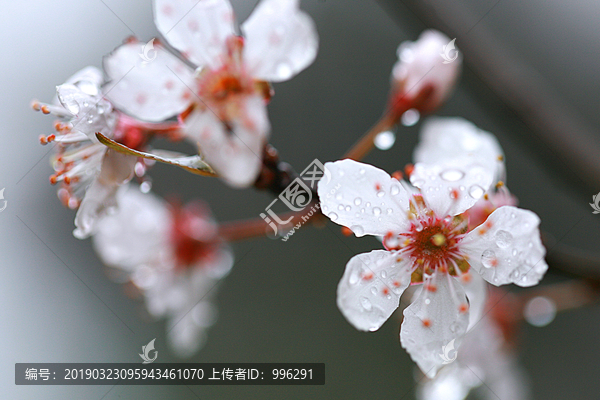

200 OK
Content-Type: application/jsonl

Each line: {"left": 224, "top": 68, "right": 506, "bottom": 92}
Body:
{"left": 338, "top": 204, "right": 345, "bottom": 211}
{"left": 386, "top": 208, "right": 393, "bottom": 215}
{"left": 140, "top": 180, "right": 152, "bottom": 193}
{"left": 495, "top": 230, "right": 513, "bottom": 248}
{"left": 449, "top": 322, "right": 461, "bottom": 333}
{"left": 509, "top": 269, "right": 520, "bottom": 280}
{"left": 373, "top": 207, "right": 381, "bottom": 216}
{"left": 87, "top": 114, "right": 94, "bottom": 124}
{"left": 401, "top": 108, "right": 420, "bottom": 126}
{"left": 328, "top": 212, "right": 338, "bottom": 221}
{"left": 374, "top": 130, "right": 396, "bottom": 150}
{"left": 468, "top": 185, "right": 485, "bottom": 199}
{"left": 481, "top": 249, "right": 496, "bottom": 268}
{"left": 370, "top": 287, "right": 378, "bottom": 295}
{"left": 440, "top": 169, "right": 464, "bottom": 182}
{"left": 360, "top": 297, "right": 372, "bottom": 311}
{"left": 365, "top": 202, "right": 371, "bottom": 208}
{"left": 376, "top": 190, "right": 385, "bottom": 198}
{"left": 344, "top": 206, "right": 350, "bottom": 212}
{"left": 380, "top": 271, "right": 387, "bottom": 278}
{"left": 359, "top": 168, "right": 366, "bottom": 175}
{"left": 424, "top": 298, "right": 431, "bottom": 305}
{"left": 390, "top": 185, "right": 400, "bottom": 195}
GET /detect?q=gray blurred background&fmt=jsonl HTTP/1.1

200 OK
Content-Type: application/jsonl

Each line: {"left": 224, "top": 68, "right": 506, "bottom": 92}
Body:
{"left": 1, "top": 0, "right": 600, "bottom": 398}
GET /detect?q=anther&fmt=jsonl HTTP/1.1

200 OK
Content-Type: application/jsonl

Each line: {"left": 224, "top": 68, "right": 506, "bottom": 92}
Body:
{"left": 431, "top": 233, "right": 446, "bottom": 247}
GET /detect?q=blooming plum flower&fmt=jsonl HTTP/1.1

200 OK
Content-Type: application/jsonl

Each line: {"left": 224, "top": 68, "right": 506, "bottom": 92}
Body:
{"left": 103, "top": 0, "right": 318, "bottom": 187}
{"left": 33, "top": 67, "right": 141, "bottom": 239}
{"left": 318, "top": 159, "right": 547, "bottom": 377}
{"left": 93, "top": 185, "right": 233, "bottom": 356}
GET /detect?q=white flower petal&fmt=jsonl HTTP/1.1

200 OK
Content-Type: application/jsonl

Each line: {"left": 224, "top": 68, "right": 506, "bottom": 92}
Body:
{"left": 400, "top": 274, "right": 469, "bottom": 378}
{"left": 184, "top": 95, "right": 269, "bottom": 187}
{"left": 63, "top": 66, "right": 104, "bottom": 95}
{"left": 461, "top": 206, "right": 548, "bottom": 287}
{"left": 417, "top": 363, "right": 474, "bottom": 400}
{"left": 93, "top": 185, "right": 171, "bottom": 270}
{"left": 103, "top": 41, "right": 195, "bottom": 122}
{"left": 73, "top": 150, "right": 136, "bottom": 239}
{"left": 410, "top": 161, "right": 494, "bottom": 217}
{"left": 414, "top": 117, "right": 506, "bottom": 182}
{"left": 317, "top": 160, "right": 411, "bottom": 237}
{"left": 153, "top": 0, "right": 235, "bottom": 68}
{"left": 337, "top": 250, "right": 412, "bottom": 332}
{"left": 242, "top": 0, "right": 318, "bottom": 82}
{"left": 74, "top": 180, "right": 120, "bottom": 239}
{"left": 461, "top": 272, "right": 487, "bottom": 331}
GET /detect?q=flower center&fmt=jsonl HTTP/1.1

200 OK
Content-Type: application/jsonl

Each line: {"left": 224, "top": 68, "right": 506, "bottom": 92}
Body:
{"left": 170, "top": 203, "right": 220, "bottom": 269}
{"left": 384, "top": 195, "right": 470, "bottom": 284}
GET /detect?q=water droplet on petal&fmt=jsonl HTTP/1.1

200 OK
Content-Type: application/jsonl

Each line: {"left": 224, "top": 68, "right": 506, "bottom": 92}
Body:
{"left": 354, "top": 197, "right": 362, "bottom": 206}
{"left": 509, "top": 269, "right": 520, "bottom": 280}
{"left": 440, "top": 169, "right": 464, "bottom": 182}
{"left": 374, "top": 130, "right": 396, "bottom": 150}
{"left": 373, "top": 207, "right": 381, "bottom": 216}
{"left": 338, "top": 204, "right": 345, "bottom": 211}
{"left": 469, "top": 185, "right": 485, "bottom": 199}
{"left": 345, "top": 206, "right": 351, "bottom": 212}
{"left": 424, "top": 298, "right": 431, "bottom": 305}
{"left": 481, "top": 249, "right": 496, "bottom": 268}
{"left": 360, "top": 297, "right": 372, "bottom": 311}
{"left": 390, "top": 185, "right": 400, "bottom": 195}
{"left": 376, "top": 190, "right": 385, "bottom": 198}
{"left": 328, "top": 212, "right": 338, "bottom": 221}
{"left": 495, "top": 230, "right": 513, "bottom": 248}
{"left": 449, "top": 322, "right": 462, "bottom": 333}
{"left": 370, "top": 287, "right": 378, "bottom": 295}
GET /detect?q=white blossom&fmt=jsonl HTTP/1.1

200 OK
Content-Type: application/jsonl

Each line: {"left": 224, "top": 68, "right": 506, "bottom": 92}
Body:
{"left": 318, "top": 159, "right": 547, "bottom": 377}
{"left": 103, "top": 0, "right": 318, "bottom": 187}
{"left": 93, "top": 185, "right": 233, "bottom": 357}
